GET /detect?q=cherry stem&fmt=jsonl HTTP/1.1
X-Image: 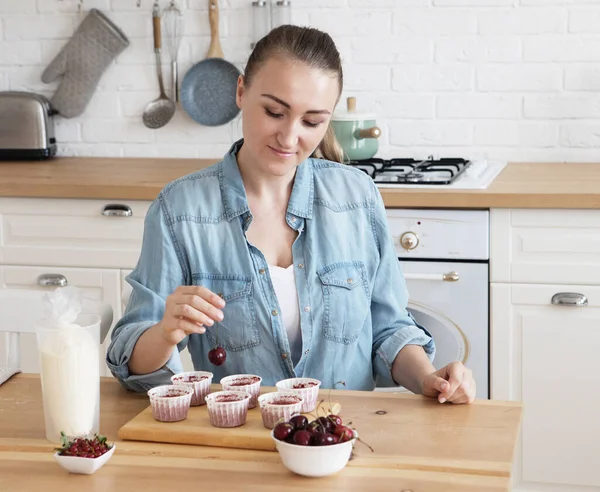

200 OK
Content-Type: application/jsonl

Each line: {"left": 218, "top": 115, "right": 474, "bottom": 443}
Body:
{"left": 357, "top": 436, "right": 375, "bottom": 453}
{"left": 215, "top": 293, "right": 224, "bottom": 346}
{"left": 328, "top": 380, "right": 346, "bottom": 417}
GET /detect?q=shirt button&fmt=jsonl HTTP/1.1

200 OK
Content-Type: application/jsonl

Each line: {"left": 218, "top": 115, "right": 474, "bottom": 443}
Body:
{"left": 281, "top": 353, "right": 288, "bottom": 359}
{"left": 347, "top": 278, "right": 354, "bottom": 284}
{"left": 304, "top": 306, "right": 311, "bottom": 312}
{"left": 272, "top": 309, "right": 278, "bottom": 316}
{"left": 259, "top": 268, "right": 266, "bottom": 275}
{"left": 290, "top": 217, "right": 297, "bottom": 222}
{"left": 298, "top": 263, "right": 304, "bottom": 269}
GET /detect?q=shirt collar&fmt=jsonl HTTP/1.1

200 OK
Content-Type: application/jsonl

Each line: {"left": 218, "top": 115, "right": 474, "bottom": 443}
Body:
{"left": 219, "top": 139, "right": 314, "bottom": 222}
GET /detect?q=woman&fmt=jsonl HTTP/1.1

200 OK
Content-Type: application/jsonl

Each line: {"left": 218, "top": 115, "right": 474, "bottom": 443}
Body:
{"left": 107, "top": 25, "right": 475, "bottom": 405}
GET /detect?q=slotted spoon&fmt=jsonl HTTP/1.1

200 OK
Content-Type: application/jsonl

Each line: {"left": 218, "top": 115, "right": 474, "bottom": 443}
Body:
{"left": 143, "top": 1, "right": 176, "bottom": 129}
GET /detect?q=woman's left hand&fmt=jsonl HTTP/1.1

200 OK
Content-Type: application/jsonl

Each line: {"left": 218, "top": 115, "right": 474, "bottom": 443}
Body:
{"left": 420, "top": 361, "right": 476, "bottom": 404}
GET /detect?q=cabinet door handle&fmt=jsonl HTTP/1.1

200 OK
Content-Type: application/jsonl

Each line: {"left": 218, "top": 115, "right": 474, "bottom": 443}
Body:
{"left": 551, "top": 292, "right": 588, "bottom": 307}
{"left": 102, "top": 204, "right": 132, "bottom": 217}
{"left": 404, "top": 271, "right": 460, "bottom": 282}
{"left": 38, "top": 274, "right": 68, "bottom": 287}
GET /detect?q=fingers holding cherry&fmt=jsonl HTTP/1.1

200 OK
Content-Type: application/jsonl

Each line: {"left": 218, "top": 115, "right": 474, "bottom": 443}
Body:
{"left": 159, "top": 286, "right": 226, "bottom": 346}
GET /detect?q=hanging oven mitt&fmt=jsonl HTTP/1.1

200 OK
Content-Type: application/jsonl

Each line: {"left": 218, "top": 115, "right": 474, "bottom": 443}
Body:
{"left": 41, "top": 9, "right": 129, "bottom": 118}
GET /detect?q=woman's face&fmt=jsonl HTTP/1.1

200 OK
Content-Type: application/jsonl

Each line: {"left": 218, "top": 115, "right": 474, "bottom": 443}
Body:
{"left": 236, "top": 55, "right": 340, "bottom": 177}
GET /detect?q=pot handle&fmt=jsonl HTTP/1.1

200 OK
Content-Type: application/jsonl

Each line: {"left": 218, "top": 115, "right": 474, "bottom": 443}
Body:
{"left": 347, "top": 96, "right": 357, "bottom": 112}
{"left": 356, "top": 127, "right": 381, "bottom": 139}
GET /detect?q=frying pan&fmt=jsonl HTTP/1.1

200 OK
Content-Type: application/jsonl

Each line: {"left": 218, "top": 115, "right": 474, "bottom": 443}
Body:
{"left": 180, "top": 0, "right": 241, "bottom": 126}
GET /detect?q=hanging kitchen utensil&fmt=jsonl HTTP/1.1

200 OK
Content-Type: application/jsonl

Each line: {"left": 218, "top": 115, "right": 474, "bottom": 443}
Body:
{"left": 180, "top": 0, "right": 241, "bottom": 126}
{"left": 163, "top": 0, "right": 184, "bottom": 103}
{"left": 142, "top": 1, "right": 176, "bottom": 129}
{"left": 41, "top": 8, "right": 129, "bottom": 119}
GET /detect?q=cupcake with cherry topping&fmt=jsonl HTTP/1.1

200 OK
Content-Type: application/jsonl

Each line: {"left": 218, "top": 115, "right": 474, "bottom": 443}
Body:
{"left": 204, "top": 390, "right": 251, "bottom": 428}
{"left": 220, "top": 374, "right": 262, "bottom": 409}
{"left": 171, "top": 371, "right": 213, "bottom": 406}
{"left": 275, "top": 377, "right": 321, "bottom": 412}
{"left": 147, "top": 385, "right": 194, "bottom": 422}
{"left": 258, "top": 391, "right": 304, "bottom": 429}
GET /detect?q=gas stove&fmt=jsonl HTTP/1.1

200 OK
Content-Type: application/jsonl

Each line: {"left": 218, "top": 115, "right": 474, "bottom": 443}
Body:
{"left": 347, "top": 156, "right": 507, "bottom": 189}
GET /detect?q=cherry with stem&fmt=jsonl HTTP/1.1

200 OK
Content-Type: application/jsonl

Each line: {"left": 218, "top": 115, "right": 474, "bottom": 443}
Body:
{"left": 208, "top": 294, "right": 227, "bottom": 366}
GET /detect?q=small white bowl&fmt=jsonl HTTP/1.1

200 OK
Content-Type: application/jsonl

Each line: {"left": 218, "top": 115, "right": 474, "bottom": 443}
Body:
{"left": 53, "top": 444, "right": 116, "bottom": 475}
{"left": 271, "top": 429, "right": 357, "bottom": 477}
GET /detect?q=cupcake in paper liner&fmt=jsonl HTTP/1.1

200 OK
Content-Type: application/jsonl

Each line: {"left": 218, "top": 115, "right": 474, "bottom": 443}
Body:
{"left": 171, "top": 371, "right": 213, "bottom": 406}
{"left": 219, "top": 374, "right": 262, "bottom": 409}
{"left": 204, "top": 390, "right": 251, "bottom": 428}
{"left": 147, "top": 385, "right": 193, "bottom": 422}
{"left": 258, "top": 391, "right": 304, "bottom": 429}
{"left": 275, "top": 377, "right": 321, "bottom": 412}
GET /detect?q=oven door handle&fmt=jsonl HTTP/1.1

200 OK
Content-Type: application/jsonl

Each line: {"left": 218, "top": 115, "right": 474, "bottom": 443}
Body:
{"left": 404, "top": 271, "right": 460, "bottom": 282}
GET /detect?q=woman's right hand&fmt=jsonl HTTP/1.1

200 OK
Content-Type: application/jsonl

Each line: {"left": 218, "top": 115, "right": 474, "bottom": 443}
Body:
{"left": 158, "top": 286, "right": 226, "bottom": 345}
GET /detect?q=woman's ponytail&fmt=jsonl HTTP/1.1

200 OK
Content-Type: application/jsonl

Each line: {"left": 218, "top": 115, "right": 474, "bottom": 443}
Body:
{"left": 312, "top": 124, "right": 345, "bottom": 163}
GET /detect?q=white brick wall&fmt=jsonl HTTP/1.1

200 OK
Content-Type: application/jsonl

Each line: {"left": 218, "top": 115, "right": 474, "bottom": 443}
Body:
{"left": 2, "top": 0, "right": 600, "bottom": 162}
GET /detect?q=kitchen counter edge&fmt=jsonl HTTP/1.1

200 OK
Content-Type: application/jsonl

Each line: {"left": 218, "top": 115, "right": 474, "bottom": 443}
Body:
{"left": 0, "top": 158, "right": 599, "bottom": 209}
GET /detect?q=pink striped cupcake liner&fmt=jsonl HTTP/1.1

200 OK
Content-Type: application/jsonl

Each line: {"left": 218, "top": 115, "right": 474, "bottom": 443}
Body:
{"left": 147, "top": 385, "right": 193, "bottom": 422}
{"left": 204, "top": 391, "right": 251, "bottom": 428}
{"left": 171, "top": 371, "right": 213, "bottom": 406}
{"left": 220, "top": 374, "right": 262, "bottom": 409}
{"left": 275, "top": 377, "right": 321, "bottom": 413}
{"left": 258, "top": 391, "right": 304, "bottom": 429}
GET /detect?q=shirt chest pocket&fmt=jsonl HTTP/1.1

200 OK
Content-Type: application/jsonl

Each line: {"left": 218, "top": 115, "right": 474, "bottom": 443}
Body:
{"left": 317, "top": 261, "right": 370, "bottom": 344}
{"left": 192, "top": 273, "right": 260, "bottom": 351}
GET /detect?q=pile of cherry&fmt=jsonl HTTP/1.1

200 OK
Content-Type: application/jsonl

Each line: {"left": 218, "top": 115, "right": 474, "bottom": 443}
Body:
{"left": 54, "top": 432, "right": 113, "bottom": 458}
{"left": 273, "top": 413, "right": 355, "bottom": 446}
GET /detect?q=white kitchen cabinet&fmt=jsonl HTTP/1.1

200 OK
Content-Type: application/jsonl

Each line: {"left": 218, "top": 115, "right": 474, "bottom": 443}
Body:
{"left": 491, "top": 208, "right": 600, "bottom": 492}
{"left": 0, "top": 265, "right": 121, "bottom": 377}
{"left": 0, "top": 197, "right": 148, "bottom": 269}
{"left": 491, "top": 208, "right": 600, "bottom": 285}
{"left": 491, "top": 283, "right": 600, "bottom": 491}
{"left": 121, "top": 269, "right": 133, "bottom": 315}
{"left": 0, "top": 197, "right": 149, "bottom": 377}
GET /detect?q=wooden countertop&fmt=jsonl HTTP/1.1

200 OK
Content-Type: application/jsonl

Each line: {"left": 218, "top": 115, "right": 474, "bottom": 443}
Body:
{"left": 1, "top": 157, "right": 599, "bottom": 208}
{"left": 380, "top": 162, "right": 600, "bottom": 209}
{"left": 0, "top": 374, "right": 523, "bottom": 492}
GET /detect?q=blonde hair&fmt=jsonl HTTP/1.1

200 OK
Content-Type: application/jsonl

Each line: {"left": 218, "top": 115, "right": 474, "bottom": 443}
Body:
{"left": 311, "top": 124, "right": 345, "bottom": 163}
{"left": 244, "top": 25, "right": 345, "bottom": 164}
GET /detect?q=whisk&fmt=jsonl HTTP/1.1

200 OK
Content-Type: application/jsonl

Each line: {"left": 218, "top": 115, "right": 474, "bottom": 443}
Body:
{"left": 163, "top": 0, "right": 184, "bottom": 103}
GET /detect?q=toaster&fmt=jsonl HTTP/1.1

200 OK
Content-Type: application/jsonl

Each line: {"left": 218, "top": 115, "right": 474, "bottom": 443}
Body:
{"left": 0, "top": 91, "right": 57, "bottom": 160}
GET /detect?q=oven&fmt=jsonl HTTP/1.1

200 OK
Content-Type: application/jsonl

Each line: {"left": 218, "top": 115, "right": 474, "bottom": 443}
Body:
{"left": 374, "top": 208, "right": 490, "bottom": 400}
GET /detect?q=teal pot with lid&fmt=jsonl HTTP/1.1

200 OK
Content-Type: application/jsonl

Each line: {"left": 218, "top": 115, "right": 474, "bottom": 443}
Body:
{"left": 331, "top": 97, "right": 381, "bottom": 161}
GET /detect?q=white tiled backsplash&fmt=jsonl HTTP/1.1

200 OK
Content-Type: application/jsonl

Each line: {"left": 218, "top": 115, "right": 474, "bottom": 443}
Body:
{"left": 2, "top": 0, "right": 600, "bottom": 162}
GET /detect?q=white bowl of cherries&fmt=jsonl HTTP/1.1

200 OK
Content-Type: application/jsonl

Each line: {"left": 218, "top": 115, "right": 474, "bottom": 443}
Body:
{"left": 271, "top": 413, "right": 360, "bottom": 477}
{"left": 53, "top": 432, "right": 115, "bottom": 475}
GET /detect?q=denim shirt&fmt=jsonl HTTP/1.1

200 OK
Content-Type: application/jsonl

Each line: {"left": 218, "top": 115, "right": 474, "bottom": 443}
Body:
{"left": 106, "top": 140, "right": 435, "bottom": 392}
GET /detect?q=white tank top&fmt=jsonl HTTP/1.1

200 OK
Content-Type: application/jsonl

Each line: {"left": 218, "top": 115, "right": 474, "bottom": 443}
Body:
{"left": 269, "top": 264, "right": 302, "bottom": 365}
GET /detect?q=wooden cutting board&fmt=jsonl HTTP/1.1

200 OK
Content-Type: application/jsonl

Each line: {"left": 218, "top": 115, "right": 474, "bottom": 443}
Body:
{"left": 118, "top": 387, "right": 341, "bottom": 452}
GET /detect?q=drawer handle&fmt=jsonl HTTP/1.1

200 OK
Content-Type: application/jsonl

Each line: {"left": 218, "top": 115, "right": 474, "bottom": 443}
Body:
{"left": 404, "top": 271, "right": 460, "bottom": 282}
{"left": 102, "top": 204, "right": 132, "bottom": 217}
{"left": 551, "top": 292, "right": 588, "bottom": 307}
{"left": 38, "top": 274, "right": 68, "bottom": 287}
